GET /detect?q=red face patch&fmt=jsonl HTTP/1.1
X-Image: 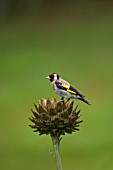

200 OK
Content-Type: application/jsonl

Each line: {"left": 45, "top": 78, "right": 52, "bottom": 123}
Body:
{"left": 49, "top": 74, "right": 54, "bottom": 78}
{"left": 49, "top": 74, "right": 54, "bottom": 82}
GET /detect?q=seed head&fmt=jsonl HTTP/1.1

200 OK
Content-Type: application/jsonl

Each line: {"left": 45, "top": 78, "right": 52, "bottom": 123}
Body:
{"left": 29, "top": 98, "right": 83, "bottom": 136}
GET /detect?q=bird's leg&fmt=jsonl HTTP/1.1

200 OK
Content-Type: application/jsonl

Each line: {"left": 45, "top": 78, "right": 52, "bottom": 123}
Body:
{"left": 61, "top": 97, "right": 64, "bottom": 100}
{"left": 60, "top": 97, "right": 65, "bottom": 104}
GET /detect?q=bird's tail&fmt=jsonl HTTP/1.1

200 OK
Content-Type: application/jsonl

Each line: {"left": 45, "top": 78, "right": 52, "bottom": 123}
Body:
{"left": 78, "top": 96, "right": 91, "bottom": 105}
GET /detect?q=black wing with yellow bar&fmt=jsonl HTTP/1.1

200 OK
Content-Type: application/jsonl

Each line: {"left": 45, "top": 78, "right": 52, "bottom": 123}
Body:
{"left": 55, "top": 82, "right": 84, "bottom": 97}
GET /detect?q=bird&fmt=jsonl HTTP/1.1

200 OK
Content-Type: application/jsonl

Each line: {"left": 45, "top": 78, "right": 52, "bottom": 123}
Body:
{"left": 46, "top": 73, "right": 91, "bottom": 105}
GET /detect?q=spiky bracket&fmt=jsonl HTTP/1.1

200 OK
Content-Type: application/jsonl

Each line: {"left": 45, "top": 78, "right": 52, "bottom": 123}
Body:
{"left": 29, "top": 98, "right": 83, "bottom": 136}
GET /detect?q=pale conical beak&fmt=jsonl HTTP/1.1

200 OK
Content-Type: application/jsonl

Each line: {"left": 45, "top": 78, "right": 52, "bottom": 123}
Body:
{"left": 46, "top": 76, "right": 50, "bottom": 79}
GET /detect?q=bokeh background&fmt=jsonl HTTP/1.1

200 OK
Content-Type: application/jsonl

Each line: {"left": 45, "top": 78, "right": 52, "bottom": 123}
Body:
{"left": 0, "top": 0, "right": 113, "bottom": 170}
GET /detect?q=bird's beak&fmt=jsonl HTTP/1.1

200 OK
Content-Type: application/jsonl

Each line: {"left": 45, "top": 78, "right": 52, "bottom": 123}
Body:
{"left": 46, "top": 76, "right": 50, "bottom": 79}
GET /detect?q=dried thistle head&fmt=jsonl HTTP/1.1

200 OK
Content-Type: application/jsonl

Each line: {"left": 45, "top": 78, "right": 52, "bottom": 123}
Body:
{"left": 29, "top": 98, "right": 83, "bottom": 136}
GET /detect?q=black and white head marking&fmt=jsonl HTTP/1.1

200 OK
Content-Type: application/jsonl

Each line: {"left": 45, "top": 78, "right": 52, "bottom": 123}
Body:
{"left": 47, "top": 73, "right": 60, "bottom": 82}
{"left": 52, "top": 73, "right": 60, "bottom": 81}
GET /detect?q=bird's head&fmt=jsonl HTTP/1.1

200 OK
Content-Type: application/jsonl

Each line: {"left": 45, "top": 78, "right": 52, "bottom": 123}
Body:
{"left": 46, "top": 73, "right": 60, "bottom": 82}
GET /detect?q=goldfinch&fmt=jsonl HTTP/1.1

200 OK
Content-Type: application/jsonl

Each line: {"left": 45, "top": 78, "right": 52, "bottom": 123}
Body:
{"left": 46, "top": 73, "right": 91, "bottom": 105}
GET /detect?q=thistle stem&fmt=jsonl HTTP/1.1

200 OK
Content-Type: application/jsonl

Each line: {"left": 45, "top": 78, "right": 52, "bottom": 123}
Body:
{"left": 51, "top": 134, "right": 62, "bottom": 170}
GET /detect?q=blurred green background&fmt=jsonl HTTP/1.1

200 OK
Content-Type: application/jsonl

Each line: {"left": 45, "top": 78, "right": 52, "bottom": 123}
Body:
{"left": 0, "top": 0, "right": 113, "bottom": 170}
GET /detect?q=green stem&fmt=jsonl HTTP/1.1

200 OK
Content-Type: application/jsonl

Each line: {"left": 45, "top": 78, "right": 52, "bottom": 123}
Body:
{"left": 51, "top": 134, "right": 62, "bottom": 170}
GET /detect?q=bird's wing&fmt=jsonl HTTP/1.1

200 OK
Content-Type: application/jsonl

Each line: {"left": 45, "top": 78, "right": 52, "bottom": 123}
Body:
{"left": 69, "top": 85, "right": 85, "bottom": 97}
{"left": 55, "top": 81, "right": 84, "bottom": 97}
